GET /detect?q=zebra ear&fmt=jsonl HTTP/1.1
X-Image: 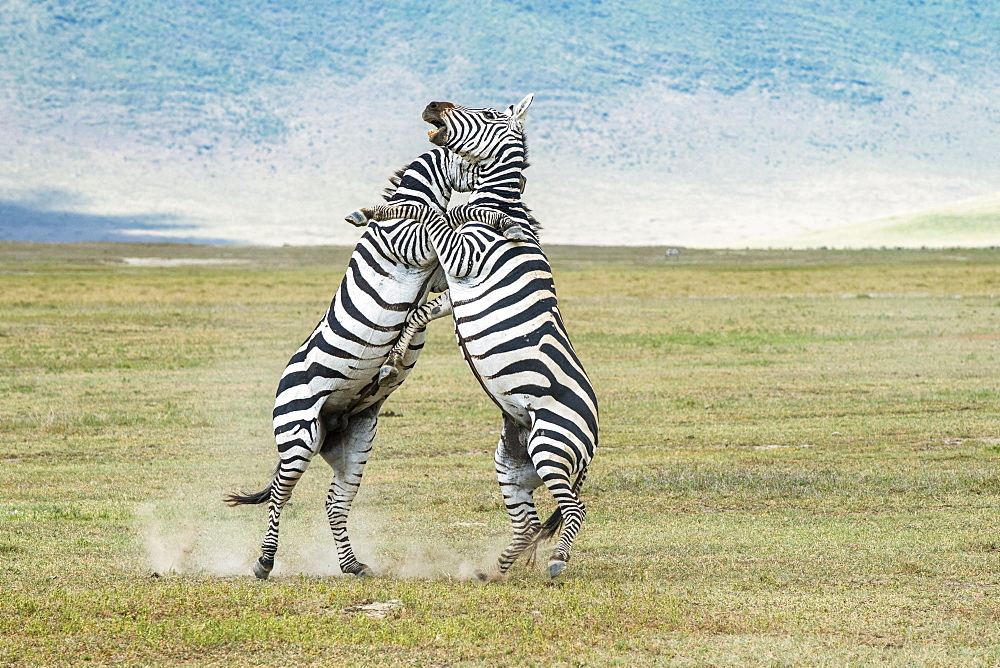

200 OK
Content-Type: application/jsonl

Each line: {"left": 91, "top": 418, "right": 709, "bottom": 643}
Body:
{"left": 509, "top": 93, "right": 534, "bottom": 129}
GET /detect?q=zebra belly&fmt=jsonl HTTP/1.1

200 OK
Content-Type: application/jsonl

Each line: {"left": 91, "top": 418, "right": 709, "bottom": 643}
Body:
{"left": 451, "top": 301, "right": 558, "bottom": 426}
{"left": 273, "top": 261, "right": 435, "bottom": 432}
{"left": 450, "top": 275, "right": 598, "bottom": 449}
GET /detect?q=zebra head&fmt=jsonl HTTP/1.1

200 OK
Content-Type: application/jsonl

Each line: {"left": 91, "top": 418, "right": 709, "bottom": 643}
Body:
{"left": 422, "top": 94, "right": 534, "bottom": 162}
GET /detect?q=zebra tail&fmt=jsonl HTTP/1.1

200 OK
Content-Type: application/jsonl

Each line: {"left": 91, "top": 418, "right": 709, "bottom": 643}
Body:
{"left": 523, "top": 467, "right": 588, "bottom": 565}
{"left": 223, "top": 465, "right": 277, "bottom": 507}
{"left": 223, "top": 486, "right": 271, "bottom": 507}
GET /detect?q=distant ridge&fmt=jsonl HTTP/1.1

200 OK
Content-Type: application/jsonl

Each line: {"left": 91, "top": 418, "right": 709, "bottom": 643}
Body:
{"left": 780, "top": 193, "right": 1000, "bottom": 248}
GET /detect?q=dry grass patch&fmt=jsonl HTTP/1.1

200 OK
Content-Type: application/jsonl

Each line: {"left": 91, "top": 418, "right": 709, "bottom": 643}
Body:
{"left": 1, "top": 243, "right": 998, "bottom": 666}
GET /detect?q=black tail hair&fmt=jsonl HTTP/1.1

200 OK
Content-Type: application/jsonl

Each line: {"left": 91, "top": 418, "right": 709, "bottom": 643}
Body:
{"left": 223, "top": 465, "right": 277, "bottom": 507}
{"left": 524, "top": 467, "right": 588, "bottom": 565}
{"left": 223, "top": 486, "right": 271, "bottom": 507}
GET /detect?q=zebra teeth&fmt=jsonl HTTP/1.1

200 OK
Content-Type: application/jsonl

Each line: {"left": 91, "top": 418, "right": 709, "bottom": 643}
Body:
{"left": 427, "top": 126, "right": 448, "bottom": 146}
{"left": 425, "top": 118, "right": 448, "bottom": 145}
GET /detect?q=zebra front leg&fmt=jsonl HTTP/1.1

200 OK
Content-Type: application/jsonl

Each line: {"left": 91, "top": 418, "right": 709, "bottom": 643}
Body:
{"left": 379, "top": 292, "right": 453, "bottom": 386}
{"left": 344, "top": 210, "right": 370, "bottom": 227}
{"left": 501, "top": 221, "right": 530, "bottom": 242}
{"left": 345, "top": 204, "right": 443, "bottom": 226}
{"left": 319, "top": 401, "right": 381, "bottom": 576}
{"left": 486, "top": 416, "right": 543, "bottom": 579}
{"left": 447, "top": 204, "right": 529, "bottom": 241}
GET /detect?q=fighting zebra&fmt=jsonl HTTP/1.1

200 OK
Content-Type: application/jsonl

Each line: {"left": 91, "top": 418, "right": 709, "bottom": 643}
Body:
{"left": 224, "top": 113, "right": 516, "bottom": 579}
{"left": 351, "top": 95, "right": 598, "bottom": 579}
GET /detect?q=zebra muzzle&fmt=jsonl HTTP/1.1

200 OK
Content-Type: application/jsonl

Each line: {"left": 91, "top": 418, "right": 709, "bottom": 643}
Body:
{"left": 422, "top": 102, "right": 451, "bottom": 146}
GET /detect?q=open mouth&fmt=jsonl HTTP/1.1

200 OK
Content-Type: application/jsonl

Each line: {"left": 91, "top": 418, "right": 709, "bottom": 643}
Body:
{"left": 426, "top": 118, "right": 448, "bottom": 145}
{"left": 422, "top": 102, "right": 454, "bottom": 146}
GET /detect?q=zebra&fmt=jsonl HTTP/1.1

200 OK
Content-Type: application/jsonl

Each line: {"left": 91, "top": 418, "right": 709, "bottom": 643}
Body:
{"left": 224, "top": 112, "right": 519, "bottom": 579}
{"left": 351, "top": 95, "right": 599, "bottom": 579}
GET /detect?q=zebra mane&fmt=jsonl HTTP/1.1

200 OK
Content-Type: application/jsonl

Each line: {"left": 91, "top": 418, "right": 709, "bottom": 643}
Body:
{"left": 513, "top": 129, "right": 541, "bottom": 235}
{"left": 520, "top": 204, "right": 542, "bottom": 236}
{"left": 381, "top": 165, "right": 409, "bottom": 202}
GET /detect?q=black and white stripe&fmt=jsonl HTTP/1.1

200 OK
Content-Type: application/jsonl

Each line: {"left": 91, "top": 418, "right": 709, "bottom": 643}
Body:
{"left": 225, "top": 145, "right": 479, "bottom": 579}
{"left": 392, "top": 95, "right": 599, "bottom": 578}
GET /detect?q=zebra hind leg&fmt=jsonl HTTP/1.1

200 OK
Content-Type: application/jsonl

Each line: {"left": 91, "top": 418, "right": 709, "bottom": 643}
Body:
{"left": 543, "top": 481, "right": 586, "bottom": 579}
{"left": 379, "top": 292, "right": 453, "bottom": 386}
{"left": 526, "top": 435, "right": 588, "bottom": 579}
{"left": 319, "top": 402, "right": 381, "bottom": 576}
{"left": 486, "top": 417, "right": 543, "bottom": 580}
{"left": 224, "top": 479, "right": 274, "bottom": 578}
{"left": 252, "top": 426, "right": 321, "bottom": 579}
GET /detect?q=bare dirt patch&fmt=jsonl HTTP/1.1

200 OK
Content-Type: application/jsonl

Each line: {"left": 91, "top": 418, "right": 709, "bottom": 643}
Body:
{"left": 119, "top": 257, "right": 250, "bottom": 267}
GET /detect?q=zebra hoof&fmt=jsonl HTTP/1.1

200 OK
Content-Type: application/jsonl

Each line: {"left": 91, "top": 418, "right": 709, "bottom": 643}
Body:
{"left": 473, "top": 568, "right": 505, "bottom": 583}
{"left": 252, "top": 559, "right": 273, "bottom": 580}
{"left": 345, "top": 210, "right": 369, "bottom": 227}
{"left": 355, "top": 564, "right": 374, "bottom": 577}
{"left": 548, "top": 560, "right": 567, "bottom": 579}
{"left": 504, "top": 226, "right": 529, "bottom": 242}
{"left": 377, "top": 364, "right": 399, "bottom": 386}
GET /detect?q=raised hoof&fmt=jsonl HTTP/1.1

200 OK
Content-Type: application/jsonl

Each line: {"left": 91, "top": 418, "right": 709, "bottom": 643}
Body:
{"left": 503, "top": 226, "right": 529, "bottom": 242}
{"left": 548, "top": 560, "right": 567, "bottom": 579}
{"left": 377, "top": 364, "right": 399, "bottom": 386}
{"left": 345, "top": 210, "right": 369, "bottom": 227}
{"left": 252, "top": 559, "right": 272, "bottom": 580}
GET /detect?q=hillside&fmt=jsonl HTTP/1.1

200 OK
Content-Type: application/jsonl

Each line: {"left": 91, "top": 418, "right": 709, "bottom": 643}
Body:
{"left": 785, "top": 192, "right": 1000, "bottom": 248}
{"left": 1, "top": 1, "right": 998, "bottom": 245}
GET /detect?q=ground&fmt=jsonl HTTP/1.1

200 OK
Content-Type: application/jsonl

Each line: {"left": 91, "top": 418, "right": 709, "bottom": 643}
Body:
{"left": 1, "top": 242, "right": 998, "bottom": 666}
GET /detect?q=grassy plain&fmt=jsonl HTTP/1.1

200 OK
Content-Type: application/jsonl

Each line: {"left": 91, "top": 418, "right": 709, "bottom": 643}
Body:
{"left": 1, "top": 242, "right": 999, "bottom": 666}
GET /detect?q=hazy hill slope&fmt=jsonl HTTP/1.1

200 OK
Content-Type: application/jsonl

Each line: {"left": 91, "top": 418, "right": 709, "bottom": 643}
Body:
{"left": 5, "top": 1, "right": 996, "bottom": 146}
{"left": 1, "top": 1, "right": 998, "bottom": 245}
{"left": 786, "top": 192, "right": 1000, "bottom": 248}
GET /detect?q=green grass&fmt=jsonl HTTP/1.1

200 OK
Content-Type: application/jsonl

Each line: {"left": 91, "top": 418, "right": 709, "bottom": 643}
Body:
{"left": 2, "top": 242, "right": 999, "bottom": 666}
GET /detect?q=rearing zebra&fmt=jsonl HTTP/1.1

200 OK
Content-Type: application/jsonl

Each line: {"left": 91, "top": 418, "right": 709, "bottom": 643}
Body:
{"left": 353, "top": 95, "right": 599, "bottom": 579}
{"left": 224, "top": 113, "right": 514, "bottom": 579}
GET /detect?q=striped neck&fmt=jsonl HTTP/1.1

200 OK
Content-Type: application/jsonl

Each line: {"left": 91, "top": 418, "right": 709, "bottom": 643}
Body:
{"left": 384, "top": 149, "right": 479, "bottom": 210}
{"left": 467, "top": 141, "right": 526, "bottom": 212}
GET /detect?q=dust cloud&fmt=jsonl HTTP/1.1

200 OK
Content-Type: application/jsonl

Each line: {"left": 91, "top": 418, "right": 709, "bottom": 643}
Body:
{"left": 137, "top": 491, "right": 511, "bottom": 581}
